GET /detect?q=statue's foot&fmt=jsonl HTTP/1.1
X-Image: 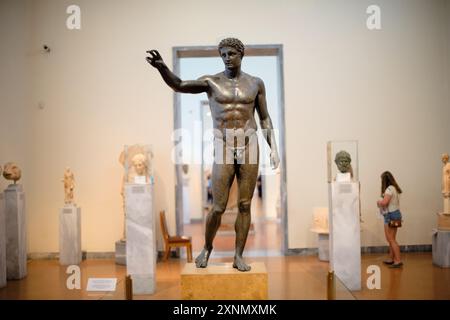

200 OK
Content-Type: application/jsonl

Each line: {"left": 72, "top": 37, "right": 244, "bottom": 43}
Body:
{"left": 195, "top": 249, "right": 211, "bottom": 268}
{"left": 233, "top": 256, "right": 251, "bottom": 272}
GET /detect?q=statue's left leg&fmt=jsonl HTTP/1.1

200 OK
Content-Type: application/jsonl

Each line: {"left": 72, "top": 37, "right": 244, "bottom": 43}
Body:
{"left": 234, "top": 143, "right": 259, "bottom": 272}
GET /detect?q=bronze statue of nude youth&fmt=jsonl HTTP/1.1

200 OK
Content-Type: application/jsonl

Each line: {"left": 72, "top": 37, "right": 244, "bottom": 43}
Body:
{"left": 146, "top": 38, "right": 280, "bottom": 271}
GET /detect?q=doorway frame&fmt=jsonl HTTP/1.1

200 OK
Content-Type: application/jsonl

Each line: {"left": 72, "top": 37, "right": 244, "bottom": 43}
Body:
{"left": 172, "top": 44, "right": 289, "bottom": 254}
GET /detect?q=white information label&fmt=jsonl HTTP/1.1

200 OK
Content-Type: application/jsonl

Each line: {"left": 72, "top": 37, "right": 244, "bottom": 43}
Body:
{"left": 86, "top": 278, "right": 117, "bottom": 292}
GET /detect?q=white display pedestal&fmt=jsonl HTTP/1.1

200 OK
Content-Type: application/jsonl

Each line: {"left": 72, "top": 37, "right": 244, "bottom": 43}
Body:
{"left": 432, "top": 230, "right": 450, "bottom": 268}
{"left": 4, "top": 184, "right": 27, "bottom": 280}
{"left": 115, "top": 240, "right": 126, "bottom": 265}
{"left": 0, "top": 192, "right": 6, "bottom": 288}
{"left": 125, "top": 183, "right": 156, "bottom": 294}
{"left": 59, "top": 205, "right": 82, "bottom": 265}
{"left": 328, "top": 182, "right": 361, "bottom": 291}
{"left": 317, "top": 233, "right": 330, "bottom": 261}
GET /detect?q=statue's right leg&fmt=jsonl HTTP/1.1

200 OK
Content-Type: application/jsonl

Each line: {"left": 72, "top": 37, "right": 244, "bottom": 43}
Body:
{"left": 195, "top": 162, "right": 235, "bottom": 268}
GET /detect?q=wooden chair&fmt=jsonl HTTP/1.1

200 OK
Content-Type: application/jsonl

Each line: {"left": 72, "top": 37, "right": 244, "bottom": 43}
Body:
{"left": 159, "top": 210, "right": 193, "bottom": 262}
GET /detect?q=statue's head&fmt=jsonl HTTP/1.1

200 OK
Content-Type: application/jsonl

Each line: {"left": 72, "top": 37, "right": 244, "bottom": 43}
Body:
{"left": 218, "top": 38, "right": 245, "bottom": 57}
{"left": 3, "top": 162, "right": 21, "bottom": 183}
{"left": 218, "top": 38, "right": 244, "bottom": 70}
{"left": 334, "top": 150, "right": 351, "bottom": 173}
{"left": 131, "top": 153, "right": 147, "bottom": 176}
{"left": 442, "top": 153, "right": 449, "bottom": 164}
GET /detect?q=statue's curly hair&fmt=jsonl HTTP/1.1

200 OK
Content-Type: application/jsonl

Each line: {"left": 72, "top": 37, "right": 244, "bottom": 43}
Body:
{"left": 334, "top": 150, "right": 351, "bottom": 163}
{"left": 218, "top": 38, "right": 245, "bottom": 57}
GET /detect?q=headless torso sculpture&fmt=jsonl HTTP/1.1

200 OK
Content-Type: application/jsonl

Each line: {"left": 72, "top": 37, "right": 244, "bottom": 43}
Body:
{"left": 146, "top": 38, "right": 280, "bottom": 271}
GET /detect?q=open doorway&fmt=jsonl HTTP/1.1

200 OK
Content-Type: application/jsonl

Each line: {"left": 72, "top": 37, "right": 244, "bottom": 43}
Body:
{"left": 173, "top": 45, "right": 287, "bottom": 257}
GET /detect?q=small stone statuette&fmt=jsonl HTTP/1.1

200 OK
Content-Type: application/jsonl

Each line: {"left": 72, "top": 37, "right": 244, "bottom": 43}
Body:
{"left": 62, "top": 167, "right": 75, "bottom": 205}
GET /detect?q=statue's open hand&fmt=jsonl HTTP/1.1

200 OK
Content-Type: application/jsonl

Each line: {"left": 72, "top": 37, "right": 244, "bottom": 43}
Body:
{"left": 270, "top": 151, "right": 280, "bottom": 170}
{"left": 146, "top": 50, "right": 165, "bottom": 68}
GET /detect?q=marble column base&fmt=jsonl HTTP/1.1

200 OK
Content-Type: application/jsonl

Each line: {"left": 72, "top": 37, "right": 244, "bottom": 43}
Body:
{"left": 0, "top": 192, "right": 6, "bottom": 288}
{"left": 59, "top": 205, "right": 82, "bottom": 265}
{"left": 317, "top": 233, "right": 330, "bottom": 262}
{"left": 328, "top": 182, "right": 361, "bottom": 291}
{"left": 432, "top": 230, "right": 450, "bottom": 268}
{"left": 181, "top": 262, "right": 268, "bottom": 300}
{"left": 5, "top": 184, "right": 27, "bottom": 280}
{"left": 115, "top": 240, "right": 126, "bottom": 265}
{"left": 125, "top": 184, "right": 156, "bottom": 294}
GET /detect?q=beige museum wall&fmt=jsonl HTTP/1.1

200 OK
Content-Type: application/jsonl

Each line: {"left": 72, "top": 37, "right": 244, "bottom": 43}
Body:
{"left": 0, "top": 0, "right": 30, "bottom": 194}
{"left": 1, "top": 0, "right": 450, "bottom": 254}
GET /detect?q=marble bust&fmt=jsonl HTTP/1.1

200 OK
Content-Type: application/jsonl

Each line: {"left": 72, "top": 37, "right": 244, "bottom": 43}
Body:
{"left": 118, "top": 145, "right": 153, "bottom": 240}
{"left": 3, "top": 162, "right": 21, "bottom": 184}
{"left": 130, "top": 153, "right": 150, "bottom": 183}
{"left": 62, "top": 167, "right": 75, "bottom": 205}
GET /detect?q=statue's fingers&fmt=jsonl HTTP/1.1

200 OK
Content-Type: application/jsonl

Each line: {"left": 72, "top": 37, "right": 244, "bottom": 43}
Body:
{"left": 152, "top": 49, "right": 162, "bottom": 58}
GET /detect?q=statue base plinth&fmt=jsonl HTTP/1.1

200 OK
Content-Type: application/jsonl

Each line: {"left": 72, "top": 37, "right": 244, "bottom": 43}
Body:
{"left": 4, "top": 184, "right": 27, "bottom": 280}
{"left": 328, "top": 182, "right": 361, "bottom": 291}
{"left": 181, "top": 262, "right": 268, "bottom": 300}
{"left": 317, "top": 233, "right": 330, "bottom": 261}
{"left": 0, "top": 192, "right": 6, "bottom": 288}
{"left": 437, "top": 212, "right": 450, "bottom": 231}
{"left": 59, "top": 205, "right": 82, "bottom": 265}
{"left": 125, "top": 184, "right": 156, "bottom": 295}
{"left": 432, "top": 229, "right": 450, "bottom": 267}
{"left": 115, "top": 240, "right": 126, "bottom": 265}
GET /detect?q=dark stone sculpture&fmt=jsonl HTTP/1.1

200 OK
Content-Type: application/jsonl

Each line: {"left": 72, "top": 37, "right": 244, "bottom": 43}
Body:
{"left": 146, "top": 38, "right": 280, "bottom": 271}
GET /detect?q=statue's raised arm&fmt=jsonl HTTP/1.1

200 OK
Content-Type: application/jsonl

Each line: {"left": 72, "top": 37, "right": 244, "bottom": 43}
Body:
{"left": 146, "top": 49, "right": 208, "bottom": 94}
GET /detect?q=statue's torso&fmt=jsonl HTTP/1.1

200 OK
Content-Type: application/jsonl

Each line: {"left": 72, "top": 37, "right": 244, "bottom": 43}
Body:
{"left": 204, "top": 72, "right": 259, "bottom": 137}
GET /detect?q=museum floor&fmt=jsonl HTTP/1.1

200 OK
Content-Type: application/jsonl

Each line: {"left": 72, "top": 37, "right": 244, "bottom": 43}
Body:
{"left": 0, "top": 252, "right": 449, "bottom": 300}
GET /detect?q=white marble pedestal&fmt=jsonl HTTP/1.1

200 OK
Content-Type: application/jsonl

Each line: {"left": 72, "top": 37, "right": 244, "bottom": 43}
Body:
{"left": 115, "top": 240, "right": 126, "bottom": 265}
{"left": 328, "top": 182, "right": 361, "bottom": 291}
{"left": 59, "top": 205, "right": 82, "bottom": 265}
{"left": 317, "top": 233, "right": 330, "bottom": 261}
{"left": 125, "top": 183, "right": 156, "bottom": 295}
{"left": 432, "top": 230, "right": 450, "bottom": 268}
{"left": 4, "top": 184, "right": 27, "bottom": 280}
{"left": 0, "top": 192, "right": 6, "bottom": 288}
